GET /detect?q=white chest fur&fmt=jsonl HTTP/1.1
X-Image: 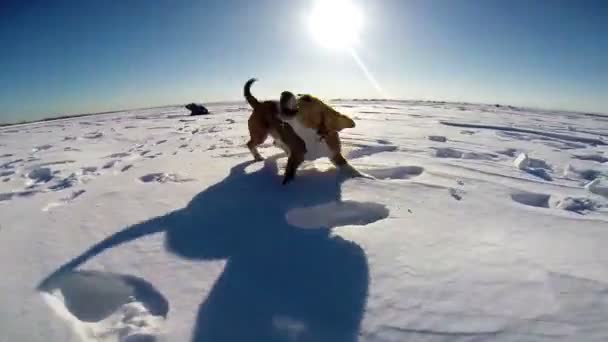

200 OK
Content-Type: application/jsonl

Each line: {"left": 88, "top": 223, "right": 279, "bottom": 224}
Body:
{"left": 285, "top": 118, "right": 333, "bottom": 161}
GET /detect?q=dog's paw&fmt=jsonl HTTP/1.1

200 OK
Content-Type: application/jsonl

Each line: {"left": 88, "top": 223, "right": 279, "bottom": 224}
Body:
{"left": 282, "top": 175, "right": 294, "bottom": 185}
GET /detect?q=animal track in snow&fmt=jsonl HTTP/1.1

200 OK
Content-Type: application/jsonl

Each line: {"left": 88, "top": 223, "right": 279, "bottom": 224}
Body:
{"left": 64, "top": 147, "right": 82, "bottom": 152}
{"left": 347, "top": 144, "right": 398, "bottom": 159}
{"left": 286, "top": 200, "right": 389, "bottom": 229}
{"left": 0, "top": 170, "right": 15, "bottom": 177}
{"left": 449, "top": 188, "right": 465, "bottom": 201}
{"left": 48, "top": 173, "right": 80, "bottom": 191}
{"left": 32, "top": 144, "right": 53, "bottom": 152}
{"left": 496, "top": 148, "right": 519, "bottom": 157}
{"left": 43, "top": 190, "right": 86, "bottom": 211}
{"left": 139, "top": 173, "right": 194, "bottom": 183}
{"left": 155, "top": 140, "right": 167, "bottom": 145}
{"left": 0, "top": 190, "right": 41, "bottom": 203}
{"left": 573, "top": 154, "right": 608, "bottom": 163}
{"left": 363, "top": 166, "right": 425, "bottom": 180}
{"left": 83, "top": 132, "right": 103, "bottom": 139}
{"left": 81, "top": 166, "right": 98, "bottom": 175}
{"left": 433, "top": 147, "right": 497, "bottom": 160}
{"left": 0, "top": 153, "right": 14, "bottom": 158}
{"left": 103, "top": 160, "right": 119, "bottom": 169}
{"left": 121, "top": 165, "right": 133, "bottom": 172}
{"left": 428, "top": 135, "right": 448, "bottom": 142}
{"left": 27, "top": 167, "right": 54, "bottom": 184}
{"left": 39, "top": 270, "right": 168, "bottom": 342}
{"left": 106, "top": 152, "right": 131, "bottom": 159}
{"left": 1, "top": 158, "right": 23, "bottom": 169}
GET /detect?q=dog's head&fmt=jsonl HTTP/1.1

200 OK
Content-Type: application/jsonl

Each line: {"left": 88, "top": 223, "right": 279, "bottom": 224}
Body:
{"left": 296, "top": 94, "right": 355, "bottom": 131}
{"left": 279, "top": 91, "right": 298, "bottom": 119}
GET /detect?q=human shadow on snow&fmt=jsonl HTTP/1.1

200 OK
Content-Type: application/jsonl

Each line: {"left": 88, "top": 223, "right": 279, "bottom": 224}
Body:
{"left": 39, "top": 155, "right": 374, "bottom": 341}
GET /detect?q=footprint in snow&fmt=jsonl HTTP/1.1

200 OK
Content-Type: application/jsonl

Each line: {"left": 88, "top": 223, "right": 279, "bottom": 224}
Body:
{"left": 0, "top": 170, "right": 15, "bottom": 177}
{"left": 139, "top": 172, "right": 194, "bottom": 183}
{"left": 433, "top": 147, "right": 498, "bottom": 160}
{"left": 106, "top": 152, "right": 131, "bottom": 159}
{"left": 449, "top": 188, "right": 465, "bottom": 201}
{"left": 510, "top": 191, "right": 602, "bottom": 215}
{"left": 39, "top": 270, "right": 168, "bottom": 342}
{"left": 32, "top": 144, "right": 53, "bottom": 153}
{"left": 347, "top": 144, "right": 398, "bottom": 160}
{"left": 64, "top": 147, "right": 82, "bottom": 152}
{"left": 155, "top": 140, "right": 167, "bottom": 145}
{"left": 81, "top": 166, "right": 98, "bottom": 175}
{"left": 102, "top": 160, "right": 119, "bottom": 169}
{"left": 83, "top": 132, "right": 103, "bottom": 139}
{"left": 362, "top": 166, "right": 425, "bottom": 180}
{"left": 42, "top": 190, "right": 86, "bottom": 211}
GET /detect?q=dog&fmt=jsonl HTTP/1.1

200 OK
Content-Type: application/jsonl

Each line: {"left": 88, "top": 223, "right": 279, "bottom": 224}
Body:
{"left": 285, "top": 93, "right": 362, "bottom": 176}
{"left": 244, "top": 78, "right": 307, "bottom": 184}
{"left": 244, "top": 78, "right": 362, "bottom": 184}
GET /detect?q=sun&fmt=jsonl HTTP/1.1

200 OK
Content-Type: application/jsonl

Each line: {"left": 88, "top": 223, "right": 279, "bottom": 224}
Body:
{"left": 308, "top": 0, "right": 363, "bottom": 50}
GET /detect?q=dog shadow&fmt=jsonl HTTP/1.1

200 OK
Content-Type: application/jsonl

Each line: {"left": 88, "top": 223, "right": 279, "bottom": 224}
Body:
{"left": 39, "top": 155, "right": 371, "bottom": 341}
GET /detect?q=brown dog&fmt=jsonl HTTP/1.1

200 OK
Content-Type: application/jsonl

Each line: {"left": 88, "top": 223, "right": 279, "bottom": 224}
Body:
{"left": 244, "top": 78, "right": 307, "bottom": 184}
{"left": 286, "top": 94, "right": 362, "bottom": 176}
{"left": 244, "top": 78, "right": 362, "bottom": 184}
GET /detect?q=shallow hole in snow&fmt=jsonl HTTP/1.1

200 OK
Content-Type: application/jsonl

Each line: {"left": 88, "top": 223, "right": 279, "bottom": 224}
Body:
{"left": 39, "top": 270, "right": 168, "bottom": 342}
{"left": 363, "top": 166, "right": 424, "bottom": 180}
{"left": 511, "top": 192, "right": 551, "bottom": 208}
{"left": 286, "top": 200, "right": 389, "bottom": 229}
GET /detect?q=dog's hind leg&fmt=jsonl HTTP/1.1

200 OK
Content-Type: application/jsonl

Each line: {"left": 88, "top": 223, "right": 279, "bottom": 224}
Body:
{"left": 247, "top": 118, "right": 268, "bottom": 161}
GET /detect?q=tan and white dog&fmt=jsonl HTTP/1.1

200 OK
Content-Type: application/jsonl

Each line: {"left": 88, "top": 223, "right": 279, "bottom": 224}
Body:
{"left": 243, "top": 78, "right": 361, "bottom": 184}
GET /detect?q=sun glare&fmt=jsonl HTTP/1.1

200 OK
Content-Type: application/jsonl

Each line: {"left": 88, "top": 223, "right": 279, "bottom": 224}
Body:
{"left": 308, "top": 0, "right": 363, "bottom": 49}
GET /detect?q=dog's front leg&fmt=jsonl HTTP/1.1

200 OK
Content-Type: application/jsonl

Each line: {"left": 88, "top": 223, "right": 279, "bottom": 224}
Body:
{"left": 282, "top": 153, "right": 305, "bottom": 185}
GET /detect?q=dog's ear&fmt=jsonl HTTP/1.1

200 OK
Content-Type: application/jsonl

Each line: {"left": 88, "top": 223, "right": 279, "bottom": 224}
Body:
{"left": 325, "top": 111, "right": 356, "bottom": 131}
{"left": 336, "top": 114, "right": 356, "bottom": 130}
{"left": 298, "top": 94, "right": 313, "bottom": 102}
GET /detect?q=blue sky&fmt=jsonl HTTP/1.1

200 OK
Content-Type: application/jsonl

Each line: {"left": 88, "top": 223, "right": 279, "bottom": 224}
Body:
{"left": 0, "top": 0, "right": 606, "bottom": 123}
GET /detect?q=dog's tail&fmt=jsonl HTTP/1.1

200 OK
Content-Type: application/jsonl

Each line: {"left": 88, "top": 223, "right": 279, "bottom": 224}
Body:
{"left": 244, "top": 78, "right": 260, "bottom": 109}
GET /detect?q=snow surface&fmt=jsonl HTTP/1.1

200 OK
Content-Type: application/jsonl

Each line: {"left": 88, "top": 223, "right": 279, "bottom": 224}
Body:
{"left": 1, "top": 100, "right": 607, "bottom": 342}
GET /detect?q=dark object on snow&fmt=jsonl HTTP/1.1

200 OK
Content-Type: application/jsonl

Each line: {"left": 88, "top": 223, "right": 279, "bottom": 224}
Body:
{"left": 185, "top": 103, "right": 209, "bottom": 116}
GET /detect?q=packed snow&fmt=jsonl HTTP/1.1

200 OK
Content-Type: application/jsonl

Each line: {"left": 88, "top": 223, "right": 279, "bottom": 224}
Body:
{"left": 1, "top": 100, "right": 607, "bottom": 342}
